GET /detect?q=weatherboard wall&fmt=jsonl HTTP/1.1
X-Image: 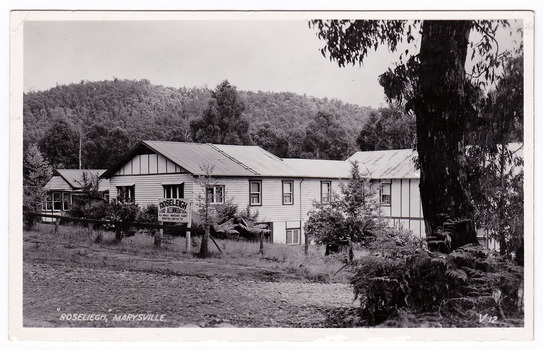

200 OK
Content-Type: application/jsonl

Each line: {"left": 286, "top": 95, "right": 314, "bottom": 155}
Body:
{"left": 377, "top": 178, "right": 424, "bottom": 238}
{"left": 44, "top": 175, "right": 73, "bottom": 191}
{"left": 191, "top": 177, "right": 344, "bottom": 244}
{"left": 114, "top": 153, "right": 184, "bottom": 176}
{"left": 105, "top": 147, "right": 428, "bottom": 243}
{"left": 109, "top": 173, "right": 195, "bottom": 205}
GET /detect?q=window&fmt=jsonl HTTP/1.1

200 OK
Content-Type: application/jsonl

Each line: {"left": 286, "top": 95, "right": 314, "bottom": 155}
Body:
{"left": 321, "top": 181, "right": 331, "bottom": 204}
{"left": 45, "top": 193, "right": 52, "bottom": 210}
{"left": 45, "top": 192, "right": 71, "bottom": 211}
{"left": 380, "top": 182, "right": 391, "bottom": 206}
{"left": 286, "top": 228, "right": 301, "bottom": 245}
{"left": 282, "top": 180, "right": 294, "bottom": 205}
{"left": 53, "top": 192, "right": 62, "bottom": 210}
{"left": 206, "top": 185, "right": 225, "bottom": 204}
{"left": 62, "top": 193, "right": 71, "bottom": 211}
{"left": 117, "top": 185, "right": 135, "bottom": 203}
{"left": 249, "top": 180, "right": 262, "bottom": 206}
{"left": 163, "top": 184, "right": 184, "bottom": 199}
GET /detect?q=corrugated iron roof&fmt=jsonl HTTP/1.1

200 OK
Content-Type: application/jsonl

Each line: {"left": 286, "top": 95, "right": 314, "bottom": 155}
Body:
{"left": 143, "top": 141, "right": 260, "bottom": 176}
{"left": 111, "top": 141, "right": 351, "bottom": 178}
{"left": 212, "top": 144, "right": 295, "bottom": 177}
{"left": 55, "top": 169, "right": 110, "bottom": 191}
{"left": 281, "top": 158, "right": 351, "bottom": 178}
{"left": 346, "top": 149, "right": 419, "bottom": 179}
{"left": 102, "top": 141, "right": 524, "bottom": 181}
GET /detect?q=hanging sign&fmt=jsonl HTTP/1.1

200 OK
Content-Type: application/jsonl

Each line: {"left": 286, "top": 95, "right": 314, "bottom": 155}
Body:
{"left": 158, "top": 198, "right": 191, "bottom": 223}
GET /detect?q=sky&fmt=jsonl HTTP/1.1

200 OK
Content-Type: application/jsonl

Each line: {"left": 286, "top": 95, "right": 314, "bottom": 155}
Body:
{"left": 24, "top": 18, "right": 523, "bottom": 108}
{"left": 23, "top": 19, "right": 413, "bottom": 108}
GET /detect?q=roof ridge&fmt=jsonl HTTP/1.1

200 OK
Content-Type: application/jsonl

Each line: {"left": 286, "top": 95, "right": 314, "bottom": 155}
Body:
{"left": 207, "top": 143, "right": 260, "bottom": 176}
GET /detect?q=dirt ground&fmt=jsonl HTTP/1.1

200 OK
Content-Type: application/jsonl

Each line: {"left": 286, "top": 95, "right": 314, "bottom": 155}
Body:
{"left": 22, "top": 229, "right": 357, "bottom": 328}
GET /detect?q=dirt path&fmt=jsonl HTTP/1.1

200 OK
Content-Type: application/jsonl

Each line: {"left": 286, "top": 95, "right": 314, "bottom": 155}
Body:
{"left": 23, "top": 262, "right": 356, "bottom": 328}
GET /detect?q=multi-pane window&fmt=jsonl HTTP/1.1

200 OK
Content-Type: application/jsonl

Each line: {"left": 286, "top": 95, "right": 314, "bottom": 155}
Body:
{"left": 380, "top": 182, "right": 391, "bottom": 206}
{"left": 163, "top": 184, "right": 184, "bottom": 199}
{"left": 321, "top": 181, "right": 331, "bottom": 204}
{"left": 53, "top": 192, "right": 62, "bottom": 210}
{"left": 45, "top": 193, "right": 52, "bottom": 210}
{"left": 45, "top": 192, "right": 71, "bottom": 211}
{"left": 249, "top": 180, "right": 262, "bottom": 206}
{"left": 117, "top": 185, "right": 135, "bottom": 203}
{"left": 282, "top": 180, "right": 294, "bottom": 205}
{"left": 62, "top": 193, "right": 71, "bottom": 211}
{"left": 286, "top": 228, "right": 301, "bottom": 245}
{"left": 206, "top": 185, "right": 225, "bottom": 204}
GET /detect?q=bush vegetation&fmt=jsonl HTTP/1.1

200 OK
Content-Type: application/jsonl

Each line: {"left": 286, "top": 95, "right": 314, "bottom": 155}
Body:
{"left": 328, "top": 241, "right": 523, "bottom": 327}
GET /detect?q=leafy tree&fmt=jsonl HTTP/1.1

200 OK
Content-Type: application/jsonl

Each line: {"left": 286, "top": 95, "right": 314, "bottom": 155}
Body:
{"left": 23, "top": 144, "right": 53, "bottom": 229}
{"left": 467, "top": 54, "right": 524, "bottom": 261}
{"left": 357, "top": 106, "right": 416, "bottom": 151}
{"left": 302, "top": 111, "right": 352, "bottom": 160}
{"left": 69, "top": 170, "right": 109, "bottom": 220}
{"left": 23, "top": 144, "right": 53, "bottom": 213}
{"left": 310, "top": 19, "right": 516, "bottom": 248}
{"left": 23, "top": 79, "right": 375, "bottom": 166}
{"left": 305, "top": 162, "right": 380, "bottom": 262}
{"left": 251, "top": 122, "right": 290, "bottom": 157}
{"left": 83, "top": 124, "right": 132, "bottom": 168}
{"left": 190, "top": 80, "right": 252, "bottom": 145}
{"left": 105, "top": 200, "right": 140, "bottom": 242}
{"left": 38, "top": 117, "right": 80, "bottom": 168}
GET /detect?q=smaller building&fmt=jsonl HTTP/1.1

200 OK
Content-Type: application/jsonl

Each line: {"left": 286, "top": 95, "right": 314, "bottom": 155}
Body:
{"left": 42, "top": 169, "right": 109, "bottom": 219}
{"left": 347, "top": 148, "right": 425, "bottom": 238}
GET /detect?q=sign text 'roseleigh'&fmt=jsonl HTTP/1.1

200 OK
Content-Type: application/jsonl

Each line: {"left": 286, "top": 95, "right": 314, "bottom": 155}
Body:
{"left": 158, "top": 198, "right": 191, "bottom": 223}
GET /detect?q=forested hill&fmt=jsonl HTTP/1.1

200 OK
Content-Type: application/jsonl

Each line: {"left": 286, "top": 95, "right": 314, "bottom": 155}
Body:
{"left": 23, "top": 79, "right": 374, "bottom": 169}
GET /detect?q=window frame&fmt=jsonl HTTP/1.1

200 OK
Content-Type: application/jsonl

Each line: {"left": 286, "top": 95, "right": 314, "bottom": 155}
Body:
{"left": 53, "top": 192, "right": 62, "bottom": 211}
{"left": 380, "top": 181, "right": 392, "bottom": 206}
{"left": 249, "top": 180, "right": 262, "bottom": 206}
{"left": 320, "top": 181, "right": 332, "bottom": 204}
{"left": 116, "top": 185, "right": 135, "bottom": 203}
{"left": 206, "top": 185, "right": 225, "bottom": 204}
{"left": 45, "top": 191, "right": 72, "bottom": 211}
{"left": 62, "top": 192, "right": 71, "bottom": 211}
{"left": 282, "top": 180, "right": 294, "bottom": 205}
{"left": 163, "top": 183, "right": 184, "bottom": 199}
{"left": 286, "top": 228, "right": 301, "bottom": 245}
{"left": 45, "top": 192, "right": 53, "bottom": 211}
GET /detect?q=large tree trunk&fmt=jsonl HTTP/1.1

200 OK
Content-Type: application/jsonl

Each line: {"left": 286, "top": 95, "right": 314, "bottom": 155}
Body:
{"left": 414, "top": 21, "right": 478, "bottom": 250}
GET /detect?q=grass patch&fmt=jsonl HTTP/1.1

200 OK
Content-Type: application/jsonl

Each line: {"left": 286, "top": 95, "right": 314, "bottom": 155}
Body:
{"left": 24, "top": 222, "right": 355, "bottom": 282}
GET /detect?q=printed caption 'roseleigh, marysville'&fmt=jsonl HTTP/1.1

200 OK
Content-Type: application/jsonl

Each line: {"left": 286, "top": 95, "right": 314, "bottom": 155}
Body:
{"left": 59, "top": 313, "right": 166, "bottom": 322}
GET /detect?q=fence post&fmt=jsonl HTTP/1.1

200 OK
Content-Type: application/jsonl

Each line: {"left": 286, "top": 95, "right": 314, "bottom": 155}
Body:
{"left": 54, "top": 217, "right": 60, "bottom": 234}
{"left": 185, "top": 222, "right": 191, "bottom": 253}
{"left": 155, "top": 220, "right": 163, "bottom": 248}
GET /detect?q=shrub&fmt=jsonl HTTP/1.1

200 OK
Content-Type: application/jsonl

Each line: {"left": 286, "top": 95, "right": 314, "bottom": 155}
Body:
{"left": 106, "top": 200, "right": 140, "bottom": 240}
{"left": 136, "top": 204, "right": 158, "bottom": 224}
{"left": 69, "top": 197, "right": 108, "bottom": 220}
{"left": 351, "top": 244, "right": 523, "bottom": 326}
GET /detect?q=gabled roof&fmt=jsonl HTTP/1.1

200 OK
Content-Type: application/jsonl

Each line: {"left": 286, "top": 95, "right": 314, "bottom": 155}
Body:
{"left": 102, "top": 141, "right": 296, "bottom": 178}
{"left": 144, "top": 141, "right": 261, "bottom": 176}
{"left": 346, "top": 149, "right": 419, "bottom": 179}
{"left": 54, "top": 169, "right": 109, "bottom": 191}
{"left": 102, "top": 141, "right": 353, "bottom": 179}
